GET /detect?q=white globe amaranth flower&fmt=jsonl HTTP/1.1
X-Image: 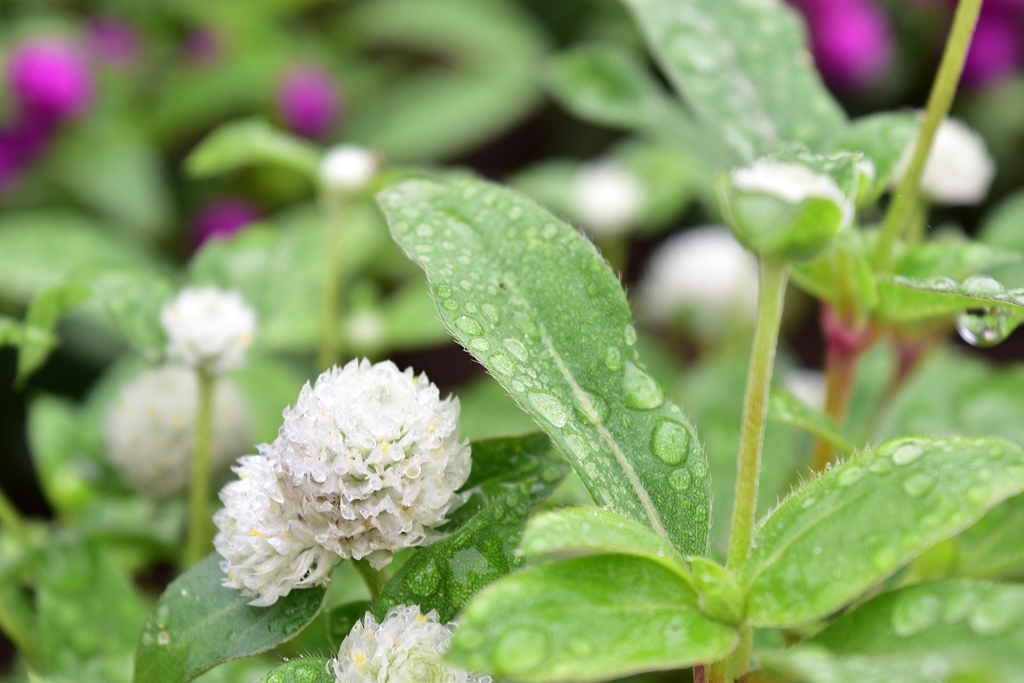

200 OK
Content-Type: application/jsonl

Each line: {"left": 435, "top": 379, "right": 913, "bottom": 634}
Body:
{"left": 321, "top": 145, "right": 381, "bottom": 192}
{"left": 104, "top": 366, "right": 253, "bottom": 499}
{"left": 894, "top": 117, "right": 995, "bottom": 206}
{"left": 333, "top": 605, "right": 491, "bottom": 683}
{"left": 571, "top": 161, "right": 647, "bottom": 237}
{"left": 639, "top": 227, "right": 758, "bottom": 329}
{"left": 273, "top": 359, "right": 471, "bottom": 569}
{"left": 161, "top": 287, "right": 257, "bottom": 373}
{"left": 213, "top": 455, "right": 340, "bottom": 607}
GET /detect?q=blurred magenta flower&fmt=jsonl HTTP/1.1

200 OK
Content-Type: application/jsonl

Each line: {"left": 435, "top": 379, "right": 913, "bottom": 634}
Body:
{"left": 88, "top": 18, "right": 143, "bottom": 66}
{"left": 192, "top": 198, "right": 263, "bottom": 248}
{"left": 0, "top": 115, "right": 58, "bottom": 194}
{"left": 961, "top": 7, "right": 1023, "bottom": 90}
{"left": 789, "top": 0, "right": 895, "bottom": 92}
{"left": 6, "top": 38, "right": 95, "bottom": 120}
{"left": 183, "top": 29, "right": 222, "bottom": 66}
{"left": 276, "top": 65, "right": 342, "bottom": 139}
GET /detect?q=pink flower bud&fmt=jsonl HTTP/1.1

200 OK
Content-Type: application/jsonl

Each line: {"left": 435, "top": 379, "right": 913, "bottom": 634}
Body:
{"left": 276, "top": 66, "right": 342, "bottom": 140}
{"left": 6, "top": 38, "right": 94, "bottom": 120}
{"left": 192, "top": 198, "right": 263, "bottom": 249}
{"left": 88, "top": 18, "right": 143, "bottom": 67}
{"left": 790, "top": 0, "right": 895, "bottom": 92}
{"left": 961, "top": 8, "right": 1023, "bottom": 90}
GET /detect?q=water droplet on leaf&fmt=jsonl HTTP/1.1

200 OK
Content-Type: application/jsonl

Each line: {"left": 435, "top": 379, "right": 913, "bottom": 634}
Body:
{"left": 490, "top": 353, "right": 515, "bottom": 376}
{"left": 956, "top": 307, "right": 1011, "bottom": 347}
{"left": 492, "top": 627, "right": 548, "bottom": 676}
{"left": 503, "top": 338, "right": 528, "bottom": 362}
{"left": 892, "top": 593, "right": 942, "bottom": 637}
{"left": 892, "top": 442, "right": 926, "bottom": 465}
{"left": 604, "top": 347, "right": 622, "bottom": 372}
{"left": 651, "top": 420, "right": 691, "bottom": 465}
{"left": 528, "top": 393, "right": 569, "bottom": 428}
{"left": 902, "top": 473, "right": 935, "bottom": 498}
{"left": 624, "top": 324, "right": 638, "bottom": 346}
{"left": 454, "top": 316, "right": 484, "bottom": 336}
{"left": 622, "top": 362, "right": 664, "bottom": 410}
{"left": 669, "top": 467, "right": 692, "bottom": 490}
{"left": 837, "top": 464, "right": 866, "bottom": 487}
{"left": 157, "top": 631, "right": 171, "bottom": 646}
{"left": 961, "top": 275, "right": 1003, "bottom": 297}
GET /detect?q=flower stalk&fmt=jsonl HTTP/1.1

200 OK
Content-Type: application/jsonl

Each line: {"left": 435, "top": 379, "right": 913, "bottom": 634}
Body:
{"left": 319, "top": 194, "right": 349, "bottom": 371}
{"left": 354, "top": 559, "right": 390, "bottom": 601}
{"left": 185, "top": 370, "right": 216, "bottom": 567}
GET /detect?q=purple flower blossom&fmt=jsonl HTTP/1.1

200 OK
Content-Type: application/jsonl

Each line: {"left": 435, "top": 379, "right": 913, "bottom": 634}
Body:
{"left": 961, "top": 7, "right": 1023, "bottom": 90}
{"left": 88, "top": 18, "right": 143, "bottom": 67}
{"left": 790, "top": 0, "right": 895, "bottom": 92}
{"left": 192, "top": 198, "right": 263, "bottom": 249}
{"left": 0, "top": 114, "right": 59, "bottom": 194}
{"left": 276, "top": 66, "right": 342, "bottom": 140}
{"left": 6, "top": 38, "right": 95, "bottom": 120}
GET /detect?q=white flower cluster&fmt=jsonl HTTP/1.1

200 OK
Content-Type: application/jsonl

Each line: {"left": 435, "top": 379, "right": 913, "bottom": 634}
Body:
{"left": 104, "top": 366, "right": 253, "bottom": 499}
{"left": 571, "top": 161, "right": 646, "bottom": 237}
{"left": 639, "top": 227, "right": 758, "bottom": 328}
{"left": 333, "top": 605, "right": 491, "bottom": 683}
{"left": 214, "top": 359, "right": 471, "bottom": 606}
{"left": 161, "top": 287, "right": 257, "bottom": 373}
{"left": 894, "top": 117, "right": 995, "bottom": 206}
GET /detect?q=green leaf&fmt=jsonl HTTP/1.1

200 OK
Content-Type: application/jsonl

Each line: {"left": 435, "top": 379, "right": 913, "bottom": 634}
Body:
{"left": 951, "top": 494, "right": 1024, "bottom": 579}
{"left": 345, "top": 0, "right": 546, "bottom": 161}
{"left": 325, "top": 601, "right": 372, "bottom": 651}
{"left": 979, "top": 189, "right": 1024, "bottom": 253}
{"left": 758, "top": 646, "right": 948, "bottom": 683}
{"left": 379, "top": 175, "right": 711, "bottom": 556}
{"left": 375, "top": 484, "right": 529, "bottom": 623}
{"left": 791, "top": 229, "right": 877, "bottom": 313}
{"left": 893, "top": 240, "right": 1021, "bottom": 282}
{"left": 620, "top": 0, "right": 846, "bottom": 160}
{"left": 39, "top": 540, "right": 149, "bottom": 682}
{"left": 460, "top": 434, "right": 568, "bottom": 504}
{"left": 457, "top": 375, "right": 538, "bottom": 441}
{"left": 741, "top": 436, "right": 1024, "bottom": 627}
{"left": 794, "top": 579, "right": 1024, "bottom": 682}
{"left": 828, "top": 112, "right": 920, "bottom": 204}
{"left": 519, "top": 507, "right": 690, "bottom": 582}
{"left": 877, "top": 273, "right": 1024, "bottom": 320}
{"left": 257, "top": 659, "right": 334, "bottom": 683}
{"left": 449, "top": 554, "right": 739, "bottom": 681}
{"left": 768, "top": 390, "right": 854, "bottom": 455}
{"left": 28, "top": 396, "right": 106, "bottom": 514}
{"left": 0, "top": 210, "right": 159, "bottom": 303}
{"left": 184, "top": 119, "right": 321, "bottom": 181}
{"left": 134, "top": 554, "right": 327, "bottom": 683}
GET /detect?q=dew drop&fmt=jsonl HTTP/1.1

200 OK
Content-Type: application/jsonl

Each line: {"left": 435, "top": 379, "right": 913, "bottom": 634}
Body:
{"left": 503, "top": 338, "right": 528, "bottom": 362}
{"left": 470, "top": 338, "right": 490, "bottom": 353}
{"left": 492, "top": 627, "right": 549, "bottom": 676}
{"left": 873, "top": 545, "right": 901, "bottom": 570}
{"left": 513, "top": 311, "right": 537, "bottom": 335}
{"left": 574, "top": 390, "right": 610, "bottom": 425}
{"left": 891, "top": 593, "right": 943, "bottom": 637}
{"left": 624, "top": 324, "right": 638, "bottom": 346}
{"left": 967, "top": 590, "right": 1024, "bottom": 636}
{"left": 837, "top": 464, "right": 866, "bottom": 487}
{"left": 622, "top": 362, "right": 665, "bottom": 410}
{"left": 154, "top": 605, "right": 171, "bottom": 629}
{"left": 869, "top": 458, "right": 894, "bottom": 475}
{"left": 540, "top": 466, "right": 563, "bottom": 484}
{"left": 564, "top": 434, "right": 590, "bottom": 458}
{"left": 490, "top": 353, "right": 516, "bottom": 376}
{"left": 567, "top": 638, "right": 594, "bottom": 658}
{"left": 455, "top": 316, "right": 484, "bottom": 336}
{"left": 508, "top": 206, "right": 524, "bottom": 220}
{"left": 961, "top": 275, "right": 1003, "bottom": 297}
{"left": 669, "top": 467, "right": 692, "bottom": 490}
{"left": 956, "top": 307, "right": 1011, "bottom": 348}
{"left": 966, "top": 484, "right": 990, "bottom": 505}
{"left": 416, "top": 223, "right": 433, "bottom": 236}
{"left": 529, "top": 393, "right": 569, "bottom": 428}
{"left": 925, "top": 276, "right": 958, "bottom": 292}
{"left": 482, "top": 304, "right": 499, "bottom": 324}
{"left": 604, "top": 347, "right": 622, "bottom": 372}
{"left": 406, "top": 558, "right": 441, "bottom": 596}
{"left": 651, "top": 420, "right": 692, "bottom": 466}
{"left": 892, "top": 442, "right": 926, "bottom": 465}
{"left": 801, "top": 496, "right": 817, "bottom": 509}
{"left": 443, "top": 299, "right": 459, "bottom": 311}
{"left": 901, "top": 473, "right": 935, "bottom": 498}
{"left": 157, "top": 631, "right": 171, "bottom": 646}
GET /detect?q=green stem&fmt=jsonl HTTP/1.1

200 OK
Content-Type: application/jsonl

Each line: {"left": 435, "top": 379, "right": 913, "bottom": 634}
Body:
{"left": 726, "top": 258, "right": 789, "bottom": 572}
{"left": 318, "top": 195, "right": 350, "bottom": 371}
{"left": 0, "top": 592, "right": 40, "bottom": 671}
{"left": 0, "top": 486, "right": 27, "bottom": 543}
{"left": 184, "top": 371, "right": 216, "bottom": 568}
{"left": 873, "top": 0, "right": 984, "bottom": 269}
{"left": 353, "top": 559, "right": 389, "bottom": 601}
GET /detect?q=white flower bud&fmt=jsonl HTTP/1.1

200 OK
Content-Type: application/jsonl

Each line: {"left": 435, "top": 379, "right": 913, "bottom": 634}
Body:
{"left": 274, "top": 359, "right": 471, "bottom": 569}
{"left": 571, "top": 162, "right": 646, "bottom": 237}
{"left": 784, "top": 369, "right": 827, "bottom": 412}
{"left": 321, "top": 145, "right": 381, "bottom": 192}
{"left": 731, "top": 160, "right": 848, "bottom": 207}
{"left": 639, "top": 227, "right": 758, "bottom": 327}
{"left": 104, "top": 366, "right": 253, "bottom": 499}
{"left": 333, "top": 605, "right": 491, "bottom": 683}
{"left": 214, "top": 455, "right": 339, "bottom": 606}
{"left": 894, "top": 118, "right": 995, "bottom": 206}
{"left": 161, "top": 287, "right": 257, "bottom": 374}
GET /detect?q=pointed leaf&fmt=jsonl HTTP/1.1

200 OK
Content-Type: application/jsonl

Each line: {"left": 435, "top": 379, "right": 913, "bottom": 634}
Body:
{"left": 184, "top": 119, "right": 321, "bottom": 180}
{"left": 951, "top": 494, "right": 1024, "bottom": 579}
{"left": 374, "top": 484, "right": 529, "bottom": 623}
{"left": 134, "top": 554, "right": 327, "bottom": 683}
{"left": 449, "top": 554, "right": 739, "bottom": 681}
{"left": 828, "top": 112, "right": 920, "bottom": 203}
{"left": 620, "top": 0, "right": 846, "bottom": 160}
{"left": 520, "top": 507, "right": 690, "bottom": 583}
{"left": 379, "top": 175, "right": 711, "bottom": 555}
{"left": 768, "top": 390, "right": 854, "bottom": 455}
{"left": 742, "top": 436, "right": 1024, "bottom": 627}
{"left": 893, "top": 240, "right": 1020, "bottom": 282}
{"left": 257, "top": 658, "right": 334, "bottom": 683}
{"left": 877, "top": 274, "right": 1024, "bottom": 323}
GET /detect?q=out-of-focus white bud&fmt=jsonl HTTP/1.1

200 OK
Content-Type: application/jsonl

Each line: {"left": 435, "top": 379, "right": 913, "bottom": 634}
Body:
{"left": 104, "top": 366, "right": 253, "bottom": 499}
{"left": 333, "top": 605, "right": 492, "bottom": 683}
{"left": 894, "top": 118, "right": 995, "bottom": 206}
{"left": 784, "top": 369, "right": 827, "bottom": 412}
{"left": 161, "top": 287, "right": 257, "bottom": 374}
{"left": 571, "top": 162, "right": 646, "bottom": 237}
{"left": 639, "top": 227, "right": 758, "bottom": 331}
{"left": 320, "top": 145, "right": 381, "bottom": 193}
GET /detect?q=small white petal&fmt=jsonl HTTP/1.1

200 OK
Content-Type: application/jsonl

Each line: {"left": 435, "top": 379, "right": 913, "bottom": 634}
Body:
{"left": 732, "top": 160, "right": 847, "bottom": 207}
{"left": 161, "top": 287, "right": 257, "bottom": 373}
{"left": 321, "top": 145, "right": 380, "bottom": 192}
{"left": 571, "top": 162, "right": 646, "bottom": 237}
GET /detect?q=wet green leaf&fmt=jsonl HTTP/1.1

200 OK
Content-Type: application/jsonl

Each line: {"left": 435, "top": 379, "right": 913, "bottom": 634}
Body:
{"left": 375, "top": 484, "right": 529, "bottom": 623}
{"left": 742, "top": 436, "right": 1024, "bottom": 627}
{"left": 620, "top": 0, "right": 846, "bottom": 160}
{"left": 893, "top": 240, "right": 1021, "bottom": 282}
{"left": 448, "top": 554, "right": 738, "bottom": 681}
{"left": 257, "top": 658, "right": 334, "bottom": 683}
{"left": 519, "top": 507, "right": 689, "bottom": 582}
{"left": 827, "top": 112, "right": 920, "bottom": 204}
{"left": 460, "top": 434, "right": 568, "bottom": 504}
{"left": 876, "top": 274, "right": 1024, "bottom": 323}
{"left": 791, "top": 229, "right": 878, "bottom": 314}
{"left": 134, "top": 554, "right": 327, "bottom": 683}
{"left": 324, "top": 601, "right": 372, "bottom": 651}
{"left": 768, "top": 390, "right": 854, "bottom": 456}
{"left": 184, "top": 118, "right": 320, "bottom": 181}
{"left": 379, "top": 175, "right": 711, "bottom": 556}
{"left": 39, "top": 540, "right": 149, "bottom": 683}
{"left": 951, "top": 494, "right": 1024, "bottom": 579}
